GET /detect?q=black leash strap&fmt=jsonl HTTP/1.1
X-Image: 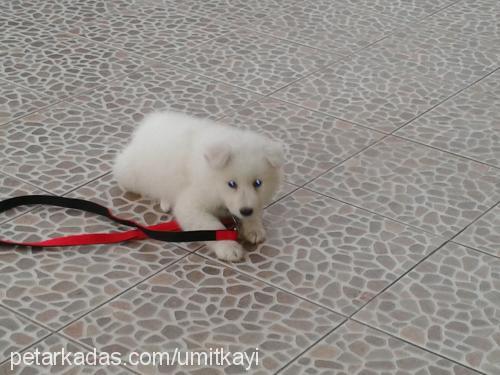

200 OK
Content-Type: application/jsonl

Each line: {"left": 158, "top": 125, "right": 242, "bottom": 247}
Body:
{"left": 0, "top": 195, "right": 237, "bottom": 246}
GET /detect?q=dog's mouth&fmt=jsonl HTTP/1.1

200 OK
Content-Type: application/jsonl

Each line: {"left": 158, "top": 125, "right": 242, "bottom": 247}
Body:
{"left": 220, "top": 207, "right": 243, "bottom": 222}
{"left": 229, "top": 212, "right": 244, "bottom": 221}
{"left": 229, "top": 215, "right": 241, "bottom": 230}
{"left": 220, "top": 213, "right": 241, "bottom": 230}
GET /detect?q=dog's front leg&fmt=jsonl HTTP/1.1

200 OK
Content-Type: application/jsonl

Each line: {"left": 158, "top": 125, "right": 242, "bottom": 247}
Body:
{"left": 174, "top": 196, "right": 244, "bottom": 262}
{"left": 240, "top": 214, "right": 266, "bottom": 245}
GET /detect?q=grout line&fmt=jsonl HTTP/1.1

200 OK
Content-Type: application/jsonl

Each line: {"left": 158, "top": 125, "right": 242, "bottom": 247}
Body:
{"left": 265, "top": 132, "right": 448, "bottom": 240}
{"left": 0, "top": 301, "right": 54, "bottom": 335}
{"left": 0, "top": 65, "right": 147, "bottom": 130}
{"left": 289, "top": 64, "right": 500, "bottom": 240}
{"left": 194, "top": 251, "right": 348, "bottom": 318}
{"left": 0, "top": 245, "right": 192, "bottom": 339}
{"left": 60, "top": 172, "right": 112, "bottom": 197}
{"left": 218, "top": 0, "right": 411, "bottom": 52}
{"left": 443, "top": 198, "right": 500, "bottom": 253}
{"left": 0, "top": 172, "right": 57, "bottom": 226}
{"left": 296, "top": 134, "right": 389, "bottom": 187}
{"left": 349, "top": 195, "right": 500, "bottom": 319}
{"left": 0, "top": 60, "right": 147, "bottom": 128}
{"left": 0, "top": 171, "right": 55, "bottom": 195}
{"left": 261, "top": 35, "right": 395, "bottom": 99}
{"left": 273, "top": 318, "right": 348, "bottom": 375}
{"left": 0, "top": 330, "right": 139, "bottom": 374}
{"left": 264, "top": 183, "right": 301, "bottom": 209}
{"left": 0, "top": 206, "right": 39, "bottom": 226}
{"left": 411, "top": 0, "right": 500, "bottom": 46}
{"left": 229, "top": 1, "right": 469, "bottom": 104}
{"left": 135, "top": 3, "right": 414, "bottom": 102}
{"left": 50, "top": 249, "right": 192, "bottom": 335}
{"left": 156, "top": 54, "right": 343, "bottom": 98}
{"left": 52, "top": 332, "right": 141, "bottom": 374}
{"left": 0, "top": 80, "right": 59, "bottom": 129}
{"left": 0, "top": 171, "right": 113, "bottom": 226}
{"left": 451, "top": 239, "right": 500, "bottom": 260}
{"left": 235, "top": 25, "right": 349, "bottom": 56}
{"left": 261, "top": 95, "right": 390, "bottom": 135}
{"left": 267, "top": 67, "right": 500, "bottom": 178}
{"left": 0, "top": 330, "right": 53, "bottom": 368}
{"left": 350, "top": 318, "right": 488, "bottom": 375}
{"left": 414, "top": 0, "right": 464, "bottom": 22}
{"left": 236, "top": 188, "right": 449, "bottom": 319}
{"left": 390, "top": 66, "right": 500, "bottom": 135}
{"left": 349, "top": 239, "right": 449, "bottom": 318}
{"left": 299, "top": 183, "right": 479, "bottom": 241}
{"left": 1, "top": 3, "right": 237, "bottom": 63}
{"left": 392, "top": 133, "right": 500, "bottom": 172}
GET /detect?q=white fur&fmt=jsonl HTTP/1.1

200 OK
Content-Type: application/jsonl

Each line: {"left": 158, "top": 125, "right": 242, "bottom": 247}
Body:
{"left": 114, "top": 112, "right": 284, "bottom": 261}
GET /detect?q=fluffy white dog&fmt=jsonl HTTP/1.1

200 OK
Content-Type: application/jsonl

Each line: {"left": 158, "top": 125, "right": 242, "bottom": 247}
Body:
{"left": 114, "top": 112, "right": 284, "bottom": 261}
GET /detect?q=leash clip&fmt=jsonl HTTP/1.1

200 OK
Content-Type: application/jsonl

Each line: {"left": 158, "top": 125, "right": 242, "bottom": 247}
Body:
{"left": 230, "top": 215, "right": 240, "bottom": 231}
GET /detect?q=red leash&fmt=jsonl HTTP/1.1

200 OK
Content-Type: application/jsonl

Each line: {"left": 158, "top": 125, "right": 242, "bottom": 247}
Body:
{"left": 0, "top": 195, "right": 238, "bottom": 247}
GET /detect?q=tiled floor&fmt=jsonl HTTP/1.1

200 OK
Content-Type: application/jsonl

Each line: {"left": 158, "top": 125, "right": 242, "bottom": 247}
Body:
{"left": 0, "top": 0, "right": 499, "bottom": 374}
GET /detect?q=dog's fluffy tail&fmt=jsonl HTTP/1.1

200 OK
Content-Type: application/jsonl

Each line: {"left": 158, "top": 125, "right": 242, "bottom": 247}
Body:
{"left": 113, "top": 148, "right": 138, "bottom": 193}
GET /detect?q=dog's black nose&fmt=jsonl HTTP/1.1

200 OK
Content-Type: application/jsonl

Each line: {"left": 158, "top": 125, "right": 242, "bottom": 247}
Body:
{"left": 239, "top": 207, "right": 253, "bottom": 217}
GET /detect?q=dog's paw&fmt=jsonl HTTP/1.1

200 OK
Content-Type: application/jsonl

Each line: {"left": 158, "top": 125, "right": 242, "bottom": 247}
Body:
{"left": 214, "top": 242, "right": 244, "bottom": 262}
{"left": 241, "top": 223, "right": 266, "bottom": 245}
{"left": 160, "top": 198, "right": 171, "bottom": 212}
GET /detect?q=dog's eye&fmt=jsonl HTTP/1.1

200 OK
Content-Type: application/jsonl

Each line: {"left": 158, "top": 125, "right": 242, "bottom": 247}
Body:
{"left": 253, "top": 179, "right": 262, "bottom": 188}
{"left": 227, "top": 180, "right": 238, "bottom": 189}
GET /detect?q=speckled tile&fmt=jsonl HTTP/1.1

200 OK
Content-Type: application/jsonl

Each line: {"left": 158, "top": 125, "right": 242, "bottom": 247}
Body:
{"left": 0, "top": 174, "right": 41, "bottom": 224}
{"left": 334, "top": 0, "right": 456, "bottom": 22}
{"left": 0, "top": 333, "right": 132, "bottom": 374}
{"left": 0, "top": 14, "right": 61, "bottom": 53}
{"left": 69, "top": 174, "right": 171, "bottom": 226}
{"left": 422, "top": 0, "right": 500, "bottom": 43}
{"left": 355, "top": 242, "right": 500, "bottom": 374}
{"left": 271, "top": 182, "right": 298, "bottom": 205}
{"left": 200, "top": 189, "right": 445, "bottom": 315}
{"left": 273, "top": 25, "right": 500, "bottom": 132}
{"left": 307, "top": 137, "right": 500, "bottom": 238}
{"left": 356, "top": 25, "right": 500, "bottom": 81}
{"left": 0, "top": 0, "right": 497, "bottom": 371}
{"left": 0, "top": 81, "right": 54, "bottom": 126}
{"left": 68, "top": 6, "right": 230, "bottom": 61}
{"left": 220, "top": 98, "right": 383, "bottom": 185}
{"left": 396, "top": 69, "right": 500, "bottom": 168}
{"left": 66, "top": 66, "right": 261, "bottom": 123}
{"left": 0, "top": 306, "right": 49, "bottom": 364}
{"left": 273, "top": 63, "right": 456, "bottom": 133}
{"left": 157, "top": 0, "right": 294, "bottom": 27}
{"left": 0, "top": 103, "right": 135, "bottom": 195}
{"left": 0, "top": 206, "right": 187, "bottom": 330}
{"left": 168, "top": 30, "right": 338, "bottom": 95}
{"left": 63, "top": 254, "right": 343, "bottom": 374}
{"left": 455, "top": 204, "right": 500, "bottom": 258}
{"left": 0, "top": 0, "right": 150, "bottom": 29}
{"left": 250, "top": 2, "right": 404, "bottom": 55}
{"left": 282, "top": 320, "right": 481, "bottom": 375}
{"left": 0, "top": 33, "right": 142, "bottom": 100}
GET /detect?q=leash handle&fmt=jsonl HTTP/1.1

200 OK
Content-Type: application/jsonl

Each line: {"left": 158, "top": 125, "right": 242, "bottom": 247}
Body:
{"left": 0, "top": 195, "right": 238, "bottom": 247}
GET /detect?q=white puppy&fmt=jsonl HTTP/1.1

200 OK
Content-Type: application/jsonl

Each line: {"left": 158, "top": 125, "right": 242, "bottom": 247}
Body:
{"left": 114, "top": 112, "right": 284, "bottom": 261}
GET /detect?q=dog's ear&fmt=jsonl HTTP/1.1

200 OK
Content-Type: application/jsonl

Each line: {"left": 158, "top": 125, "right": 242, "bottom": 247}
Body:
{"left": 204, "top": 142, "right": 231, "bottom": 169}
{"left": 264, "top": 141, "right": 285, "bottom": 168}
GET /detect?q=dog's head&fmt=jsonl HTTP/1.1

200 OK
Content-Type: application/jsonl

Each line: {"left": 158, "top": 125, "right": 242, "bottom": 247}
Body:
{"left": 203, "top": 136, "right": 284, "bottom": 220}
